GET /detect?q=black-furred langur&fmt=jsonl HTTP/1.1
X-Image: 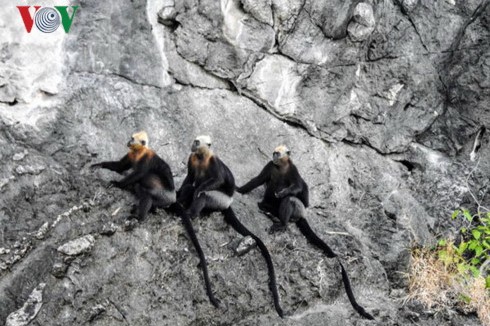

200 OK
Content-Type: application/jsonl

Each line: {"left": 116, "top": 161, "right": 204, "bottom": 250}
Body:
{"left": 91, "top": 131, "right": 176, "bottom": 220}
{"left": 237, "top": 145, "right": 374, "bottom": 320}
{"left": 176, "top": 135, "right": 284, "bottom": 317}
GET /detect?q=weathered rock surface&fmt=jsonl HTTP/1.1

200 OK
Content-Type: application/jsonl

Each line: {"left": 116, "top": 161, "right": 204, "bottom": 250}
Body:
{"left": 57, "top": 235, "right": 96, "bottom": 256}
{"left": 5, "top": 283, "right": 45, "bottom": 326}
{"left": 0, "top": 0, "right": 488, "bottom": 325}
{"left": 235, "top": 235, "right": 257, "bottom": 256}
{"left": 347, "top": 3, "right": 376, "bottom": 42}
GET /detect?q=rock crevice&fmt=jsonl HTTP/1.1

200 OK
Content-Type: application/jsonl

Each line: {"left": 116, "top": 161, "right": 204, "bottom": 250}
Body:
{"left": 0, "top": 0, "right": 488, "bottom": 325}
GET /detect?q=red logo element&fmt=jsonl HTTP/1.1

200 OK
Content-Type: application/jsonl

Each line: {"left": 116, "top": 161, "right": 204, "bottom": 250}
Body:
{"left": 17, "top": 6, "right": 41, "bottom": 33}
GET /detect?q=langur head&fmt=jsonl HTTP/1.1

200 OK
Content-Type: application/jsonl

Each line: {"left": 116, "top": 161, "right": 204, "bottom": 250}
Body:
{"left": 272, "top": 145, "right": 290, "bottom": 165}
{"left": 127, "top": 131, "right": 149, "bottom": 150}
{"left": 192, "top": 135, "right": 212, "bottom": 154}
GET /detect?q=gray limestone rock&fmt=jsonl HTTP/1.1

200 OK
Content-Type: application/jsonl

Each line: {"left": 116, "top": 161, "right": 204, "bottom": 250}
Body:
{"left": 347, "top": 3, "right": 376, "bottom": 42}
{"left": 5, "top": 283, "right": 45, "bottom": 326}
{"left": 51, "top": 262, "right": 68, "bottom": 279}
{"left": 158, "top": 0, "right": 177, "bottom": 26}
{"left": 57, "top": 235, "right": 96, "bottom": 256}
{"left": 241, "top": 0, "right": 273, "bottom": 26}
{"left": 0, "top": 0, "right": 488, "bottom": 325}
{"left": 235, "top": 235, "right": 257, "bottom": 255}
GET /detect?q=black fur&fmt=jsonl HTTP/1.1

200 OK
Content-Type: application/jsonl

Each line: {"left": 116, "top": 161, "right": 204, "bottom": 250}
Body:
{"left": 237, "top": 159, "right": 374, "bottom": 320}
{"left": 181, "top": 154, "right": 235, "bottom": 198}
{"left": 238, "top": 161, "right": 308, "bottom": 220}
{"left": 296, "top": 218, "right": 374, "bottom": 320}
{"left": 92, "top": 151, "right": 175, "bottom": 221}
{"left": 177, "top": 152, "right": 284, "bottom": 317}
{"left": 171, "top": 202, "right": 219, "bottom": 307}
{"left": 223, "top": 207, "right": 284, "bottom": 318}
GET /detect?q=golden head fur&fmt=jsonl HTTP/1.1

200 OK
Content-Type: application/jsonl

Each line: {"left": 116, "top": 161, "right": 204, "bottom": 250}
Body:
{"left": 128, "top": 131, "right": 149, "bottom": 151}
{"left": 273, "top": 145, "right": 290, "bottom": 165}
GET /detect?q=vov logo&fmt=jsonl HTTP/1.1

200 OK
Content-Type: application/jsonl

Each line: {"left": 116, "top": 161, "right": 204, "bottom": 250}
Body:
{"left": 17, "top": 6, "right": 79, "bottom": 33}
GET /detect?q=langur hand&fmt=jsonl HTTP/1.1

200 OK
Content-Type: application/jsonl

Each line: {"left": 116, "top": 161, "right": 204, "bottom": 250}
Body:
{"left": 275, "top": 189, "right": 288, "bottom": 198}
{"left": 235, "top": 186, "right": 245, "bottom": 194}
{"left": 90, "top": 163, "right": 103, "bottom": 169}
{"left": 193, "top": 191, "right": 204, "bottom": 200}
{"left": 110, "top": 180, "right": 124, "bottom": 189}
{"left": 269, "top": 223, "right": 287, "bottom": 234}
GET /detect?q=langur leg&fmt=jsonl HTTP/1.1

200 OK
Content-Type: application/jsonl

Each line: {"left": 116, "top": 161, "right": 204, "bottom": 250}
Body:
{"left": 269, "top": 197, "right": 293, "bottom": 234}
{"left": 177, "top": 184, "right": 196, "bottom": 209}
{"left": 130, "top": 184, "right": 156, "bottom": 216}
{"left": 258, "top": 201, "right": 280, "bottom": 223}
{"left": 289, "top": 197, "right": 306, "bottom": 222}
{"left": 269, "top": 196, "right": 305, "bottom": 234}
{"left": 150, "top": 189, "right": 177, "bottom": 209}
{"left": 258, "top": 201, "right": 274, "bottom": 213}
{"left": 136, "top": 193, "right": 153, "bottom": 221}
{"left": 186, "top": 191, "right": 233, "bottom": 219}
{"left": 130, "top": 184, "right": 144, "bottom": 215}
{"left": 203, "top": 191, "right": 233, "bottom": 210}
{"left": 185, "top": 195, "right": 207, "bottom": 220}
{"left": 132, "top": 185, "right": 173, "bottom": 215}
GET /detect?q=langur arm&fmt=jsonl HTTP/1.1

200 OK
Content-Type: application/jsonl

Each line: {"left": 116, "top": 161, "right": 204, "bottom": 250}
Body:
{"left": 91, "top": 155, "right": 131, "bottom": 174}
{"left": 236, "top": 162, "right": 273, "bottom": 194}
{"left": 194, "top": 162, "right": 223, "bottom": 196}
{"left": 275, "top": 167, "right": 304, "bottom": 198}
{"left": 302, "top": 182, "right": 310, "bottom": 207}
{"left": 275, "top": 183, "right": 303, "bottom": 198}
{"left": 113, "top": 161, "right": 149, "bottom": 188}
{"left": 178, "top": 156, "right": 195, "bottom": 193}
{"left": 160, "top": 164, "right": 176, "bottom": 191}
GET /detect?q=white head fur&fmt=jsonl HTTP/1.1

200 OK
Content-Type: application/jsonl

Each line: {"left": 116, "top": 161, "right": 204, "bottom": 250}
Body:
{"left": 273, "top": 145, "right": 290, "bottom": 165}
{"left": 192, "top": 135, "right": 212, "bottom": 153}
{"left": 128, "top": 131, "right": 149, "bottom": 149}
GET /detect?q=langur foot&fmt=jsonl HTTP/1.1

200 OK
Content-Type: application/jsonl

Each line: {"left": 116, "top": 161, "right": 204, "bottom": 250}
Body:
{"left": 123, "top": 217, "right": 139, "bottom": 231}
{"left": 268, "top": 223, "right": 287, "bottom": 234}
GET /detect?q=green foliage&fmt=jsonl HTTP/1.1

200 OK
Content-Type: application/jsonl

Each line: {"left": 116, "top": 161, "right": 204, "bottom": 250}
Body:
{"left": 438, "top": 209, "right": 490, "bottom": 288}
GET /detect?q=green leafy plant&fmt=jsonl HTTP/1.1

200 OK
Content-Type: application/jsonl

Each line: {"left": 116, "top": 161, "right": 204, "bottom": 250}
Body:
{"left": 409, "top": 209, "right": 490, "bottom": 326}
{"left": 438, "top": 208, "right": 490, "bottom": 288}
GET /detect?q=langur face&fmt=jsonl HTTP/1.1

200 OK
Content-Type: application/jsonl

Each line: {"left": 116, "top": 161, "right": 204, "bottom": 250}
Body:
{"left": 192, "top": 135, "right": 212, "bottom": 153}
{"left": 272, "top": 145, "right": 290, "bottom": 165}
{"left": 128, "top": 131, "right": 148, "bottom": 149}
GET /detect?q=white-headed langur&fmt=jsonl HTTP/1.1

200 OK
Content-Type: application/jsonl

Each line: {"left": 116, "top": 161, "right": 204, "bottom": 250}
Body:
{"left": 91, "top": 131, "right": 176, "bottom": 221}
{"left": 175, "top": 135, "right": 284, "bottom": 317}
{"left": 236, "top": 145, "right": 374, "bottom": 320}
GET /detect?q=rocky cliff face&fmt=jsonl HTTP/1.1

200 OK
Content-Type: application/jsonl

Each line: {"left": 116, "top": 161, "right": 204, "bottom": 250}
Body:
{"left": 0, "top": 0, "right": 489, "bottom": 325}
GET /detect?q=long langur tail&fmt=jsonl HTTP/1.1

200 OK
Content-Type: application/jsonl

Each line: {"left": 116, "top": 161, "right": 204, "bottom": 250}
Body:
{"left": 170, "top": 203, "right": 219, "bottom": 308}
{"left": 223, "top": 207, "right": 284, "bottom": 318}
{"left": 295, "top": 217, "right": 374, "bottom": 320}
